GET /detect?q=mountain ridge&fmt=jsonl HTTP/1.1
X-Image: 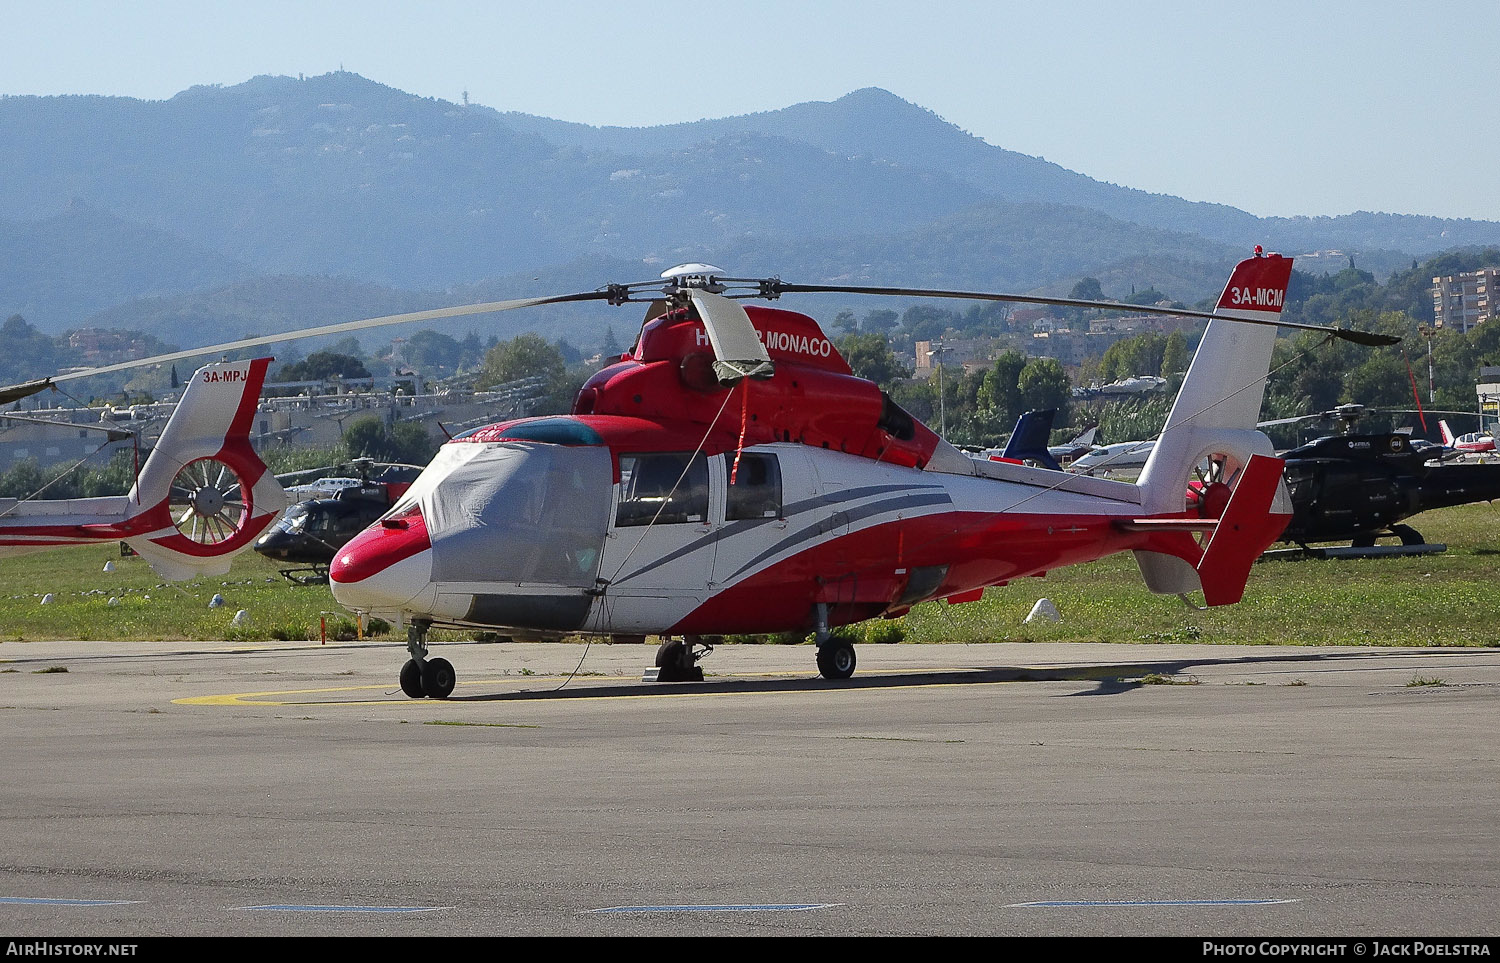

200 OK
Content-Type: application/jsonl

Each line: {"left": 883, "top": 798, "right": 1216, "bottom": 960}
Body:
{"left": 3, "top": 71, "right": 1497, "bottom": 349}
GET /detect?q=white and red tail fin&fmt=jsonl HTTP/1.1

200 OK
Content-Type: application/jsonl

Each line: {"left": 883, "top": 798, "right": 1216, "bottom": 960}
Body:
{"left": 1440, "top": 420, "right": 1456, "bottom": 447}
{"left": 121, "top": 358, "right": 287, "bottom": 580}
{"left": 1133, "top": 251, "right": 1295, "bottom": 602}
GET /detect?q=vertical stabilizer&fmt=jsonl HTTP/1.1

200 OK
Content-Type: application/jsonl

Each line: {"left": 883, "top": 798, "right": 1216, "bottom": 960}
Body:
{"left": 1133, "top": 252, "right": 1295, "bottom": 598}
{"left": 999, "top": 408, "right": 1062, "bottom": 470}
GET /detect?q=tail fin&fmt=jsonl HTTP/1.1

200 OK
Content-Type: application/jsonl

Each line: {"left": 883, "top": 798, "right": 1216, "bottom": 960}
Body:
{"left": 999, "top": 408, "right": 1062, "bottom": 470}
{"left": 1194, "top": 453, "right": 1289, "bottom": 605}
{"left": 1133, "top": 251, "right": 1295, "bottom": 599}
{"left": 1440, "top": 420, "right": 1455, "bottom": 447}
{"left": 122, "top": 358, "right": 287, "bottom": 580}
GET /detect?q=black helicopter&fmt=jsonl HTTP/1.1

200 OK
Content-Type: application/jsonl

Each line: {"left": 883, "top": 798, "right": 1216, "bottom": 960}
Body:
{"left": 1015, "top": 404, "right": 1500, "bottom": 553}
{"left": 254, "top": 460, "right": 422, "bottom": 583}
{"left": 1270, "top": 405, "right": 1500, "bottom": 550}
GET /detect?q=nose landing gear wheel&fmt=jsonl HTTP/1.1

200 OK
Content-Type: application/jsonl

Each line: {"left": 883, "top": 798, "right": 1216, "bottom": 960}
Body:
{"left": 817, "top": 640, "right": 857, "bottom": 680}
{"left": 421, "top": 657, "right": 456, "bottom": 699}
{"left": 399, "top": 659, "right": 425, "bottom": 698}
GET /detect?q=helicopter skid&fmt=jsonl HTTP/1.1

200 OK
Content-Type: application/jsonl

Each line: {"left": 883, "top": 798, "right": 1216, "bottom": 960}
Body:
{"left": 277, "top": 565, "right": 330, "bottom": 585}
{"left": 1263, "top": 543, "right": 1447, "bottom": 561}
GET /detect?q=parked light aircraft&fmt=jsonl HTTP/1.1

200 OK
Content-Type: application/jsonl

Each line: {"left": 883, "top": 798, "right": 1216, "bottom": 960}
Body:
{"left": 982, "top": 411, "right": 1096, "bottom": 471}
{"left": 1439, "top": 420, "right": 1495, "bottom": 454}
{"left": 1049, "top": 424, "right": 1099, "bottom": 466}
{"left": 1067, "top": 439, "right": 1156, "bottom": 476}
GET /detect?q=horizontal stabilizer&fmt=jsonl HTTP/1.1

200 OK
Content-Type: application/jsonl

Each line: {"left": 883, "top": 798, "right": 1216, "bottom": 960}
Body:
{"left": 1115, "top": 518, "right": 1218, "bottom": 533}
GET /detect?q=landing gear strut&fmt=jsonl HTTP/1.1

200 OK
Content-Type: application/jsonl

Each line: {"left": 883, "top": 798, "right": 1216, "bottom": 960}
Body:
{"left": 813, "top": 603, "right": 857, "bottom": 680}
{"left": 399, "top": 620, "right": 455, "bottom": 699}
{"left": 1391, "top": 524, "right": 1425, "bottom": 546}
{"left": 1350, "top": 524, "right": 1425, "bottom": 549}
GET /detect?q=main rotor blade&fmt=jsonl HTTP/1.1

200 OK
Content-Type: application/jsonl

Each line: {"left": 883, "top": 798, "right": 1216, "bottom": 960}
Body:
{"left": 45, "top": 290, "right": 612, "bottom": 385}
{"left": 764, "top": 282, "right": 1401, "bottom": 347}
{"left": 687, "top": 289, "right": 774, "bottom": 383}
{"left": 0, "top": 378, "right": 56, "bottom": 404}
{"left": 0, "top": 411, "right": 137, "bottom": 441}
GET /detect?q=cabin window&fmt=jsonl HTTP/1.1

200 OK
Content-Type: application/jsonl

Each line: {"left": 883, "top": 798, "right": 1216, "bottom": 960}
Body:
{"left": 724, "top": 452, "right": 782, "bottom": 520}
{"left": 616, "top": 453, "right": 709, "bottom": 526}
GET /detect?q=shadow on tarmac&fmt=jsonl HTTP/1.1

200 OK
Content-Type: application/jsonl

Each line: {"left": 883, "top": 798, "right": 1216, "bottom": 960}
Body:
{"left": 436, "top": 648, "right": 1487, "bottom": 703}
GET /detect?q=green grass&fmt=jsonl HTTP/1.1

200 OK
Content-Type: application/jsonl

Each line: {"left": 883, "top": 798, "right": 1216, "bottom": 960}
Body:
{"left": 0, "top": 502, "right": 1498, "bottom": 646}
{"left": 0, "top": 546, "right": 381, "bottom": 643}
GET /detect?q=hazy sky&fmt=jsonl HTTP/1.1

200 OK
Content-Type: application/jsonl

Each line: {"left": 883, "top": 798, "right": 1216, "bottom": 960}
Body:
{"left": 5, "top": 0, "right": 1496, "bottom": 221}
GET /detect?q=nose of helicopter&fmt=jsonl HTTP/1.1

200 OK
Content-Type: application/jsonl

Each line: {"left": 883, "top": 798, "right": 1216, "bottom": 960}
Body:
{"left": 252, "top": 527, "right": 292, "bottom": 559}
{"left": 329, "top": 508, "right": 433, "bottom": 611}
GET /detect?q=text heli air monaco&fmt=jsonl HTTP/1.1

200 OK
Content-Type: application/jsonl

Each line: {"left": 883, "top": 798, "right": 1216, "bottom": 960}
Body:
{"left": 327, "top": 252, "right": 1301, "bottom": 697}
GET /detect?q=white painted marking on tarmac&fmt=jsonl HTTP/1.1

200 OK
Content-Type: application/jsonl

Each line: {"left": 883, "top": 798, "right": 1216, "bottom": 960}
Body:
{"left": 588, "top": 903, "right": 841, "bottom": 913}
{"left": 235, "top": 904, "right": 450, "bottom": 913}
{"left": 0, "top": 897, "right": 142, "bottom": 905}
{"left": 1008, "top": 899, "right": 1298, "bottom": 907}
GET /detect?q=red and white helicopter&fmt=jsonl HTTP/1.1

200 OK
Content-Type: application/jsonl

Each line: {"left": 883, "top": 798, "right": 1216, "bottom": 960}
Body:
{"left": 0, "top": 250, "right": 1395, "bottom": 696}
{"left": 0, "top": 358, "right": 285, "bottom": 580}
{"left": 303, "top": 250, "right": 1395, "bottom": 698}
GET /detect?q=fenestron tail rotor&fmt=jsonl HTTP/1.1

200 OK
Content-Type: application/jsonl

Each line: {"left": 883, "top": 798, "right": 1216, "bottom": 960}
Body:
{"left": 1187, "top": 450, "right": 1246, "bottom": 545}
{"left": 168, "top": 457, "right": 249, "bottom": 545}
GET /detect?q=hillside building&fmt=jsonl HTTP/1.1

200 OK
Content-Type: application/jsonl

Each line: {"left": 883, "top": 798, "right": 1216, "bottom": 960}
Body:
{"left": 1433, "top": 268, "right": 1500, "bottom": 333}
{"left": 915, "top": 338, "right": 991, "bottom": 376}
{"left": 0, "top": 376, "right": 547, "bottom": 471}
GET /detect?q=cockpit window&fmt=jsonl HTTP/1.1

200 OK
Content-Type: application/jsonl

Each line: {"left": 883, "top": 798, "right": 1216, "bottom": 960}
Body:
{"left": 724, "top": 452, "right": 782, "bottom": 520}
{"left": 494, "top": 418, "right": 604, "bottom": 446}
{"left": 306, "top": 511, "right": 337, "bottom": 535}
{"left": 616, "top": 453, "right": 709, "bottom": 526}
{"left": 423, "top": 444, "right": 612, "bottom": 588}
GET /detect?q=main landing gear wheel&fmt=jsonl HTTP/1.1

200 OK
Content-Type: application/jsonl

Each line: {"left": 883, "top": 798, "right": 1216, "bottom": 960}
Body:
{"left": 653, "top": 637, "right": 705, "bottom": 682}
{"left": 421, "top": 658, "right": 456, "bottom": 699}
{"left": 817, "top": 639, "right": 857, "bottom": 680}
{"left": 399, "top": 659, "right": 425, "bottom": 698}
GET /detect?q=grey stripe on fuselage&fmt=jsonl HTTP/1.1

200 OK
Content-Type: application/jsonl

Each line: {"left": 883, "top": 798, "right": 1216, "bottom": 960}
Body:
{"left": 726, "top": 490, "right": 953, "bottom": 581}
{"left": 609, "top": 484, "right": 950, "bottom": 587}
